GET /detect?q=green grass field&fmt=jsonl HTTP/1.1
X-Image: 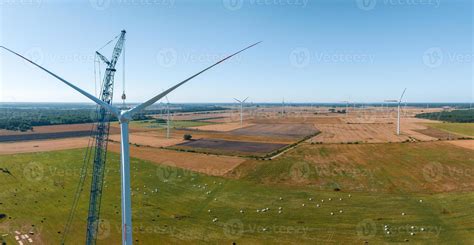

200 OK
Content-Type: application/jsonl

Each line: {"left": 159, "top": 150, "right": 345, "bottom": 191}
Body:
{"left": 228, "top": 142, "right": 474, "bottom": 193}
{"left": 424, "top": 123, "right": 474, "bottom": 137}
{"left": 1, "top": 143, "right": 474, "bottom": 244}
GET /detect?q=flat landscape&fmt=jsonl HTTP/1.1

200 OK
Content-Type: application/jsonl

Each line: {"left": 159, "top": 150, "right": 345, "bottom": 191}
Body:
{"left": 2, "top": 2, "right": 472, "bottom": 244}
{"left": 1, "top": 105, "right": 473, "bottom": 245}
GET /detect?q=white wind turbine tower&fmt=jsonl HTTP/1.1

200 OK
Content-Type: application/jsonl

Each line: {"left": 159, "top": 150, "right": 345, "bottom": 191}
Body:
{"left": 396, "top": 88, "right": 407, "bottom": 135}
{"left": 1, "top": 40, "right": 260, "bottom": 245}
{"left": 386, "top": 88, "right": 407, "bottom": 135}
{"left": 234, "top": 97, "right": 248, "bottom": 127}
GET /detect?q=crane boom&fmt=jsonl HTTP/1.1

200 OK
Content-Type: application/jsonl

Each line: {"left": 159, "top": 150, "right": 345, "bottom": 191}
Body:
{"left": 86, "top": 30, "right": 126, "bottom": 245}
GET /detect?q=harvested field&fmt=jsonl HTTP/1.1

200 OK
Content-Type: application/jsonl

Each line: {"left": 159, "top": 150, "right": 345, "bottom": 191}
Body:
{"left": 0, "top": 137, "right": 90, "bottom": 155}
{"left": 414, "top": 127, "right": 464, "bottom": 140}
{"left": 158, "top": 111, "right": 233, "bottom": 123}
{"left": 175, "top": 138, "right": 287, "bottom": 154}
{"left": 0, "top": 130, "right": 94, "bottom": 142}
{"left": 108, "top": 142, "right": 244, "bottom": 176}
{"left": 447, "top": 140, "right": 474, "bottom": 150}
{"left": 188, "top": 122, "right": 254, "bottom": 132}
{"left": 0, "top": 123, "right": 98, "bottom": 135}
{"left": 401, "top": 118, "right": 440, "bottom": 141}
{"left": 109, "top": 132, "right": 183, "bottom": 147}
{"left": 230, "top": 123, "right": 317, "bottom": 139}
{"left": 0, "top": 123, "right": 153, "bottom": 142}
{"left": 310, "top": 123, "right": 409, "bottom": 143}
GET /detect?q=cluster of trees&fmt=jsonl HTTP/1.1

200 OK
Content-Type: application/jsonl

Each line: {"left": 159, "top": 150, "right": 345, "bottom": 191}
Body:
{"left": 0, "top": 109, "right": 97, "bottom": 131}
{"left": 0, "top": 108, "right": 152, "bottom": 132}
{"left": 416, "top": 109, "right": 474, "bottom": 123}
{"left": 0, "top": 103, "right": 230, "bottom": 132}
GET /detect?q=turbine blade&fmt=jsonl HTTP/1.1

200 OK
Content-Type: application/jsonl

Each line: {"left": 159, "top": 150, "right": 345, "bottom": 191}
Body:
{"left": 242, "top": 97, "right": 249, "bottom": 103}
{"left": 127, "top": 41, "right": 261, "bottom": 116}
{"left": 399, "top": 88, "right": 407, "bottom": 102}
{"left": 234, "top": 98, "right": 242, "bottom": 103}
{"left": 0, "top": 46, "right": 119, "bottom": 117}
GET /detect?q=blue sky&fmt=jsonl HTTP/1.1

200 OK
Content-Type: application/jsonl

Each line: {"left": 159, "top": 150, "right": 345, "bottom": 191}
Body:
{"left": 0, "top": 0, "right": 472, "bottom": 103}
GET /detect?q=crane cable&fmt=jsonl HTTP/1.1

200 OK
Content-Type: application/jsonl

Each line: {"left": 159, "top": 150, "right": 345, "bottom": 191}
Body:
{"left": 122, "top": 38, "right": 126, "bottom": 108}
{"left": 97, "top": 34, "right": 120, "bottom": 52}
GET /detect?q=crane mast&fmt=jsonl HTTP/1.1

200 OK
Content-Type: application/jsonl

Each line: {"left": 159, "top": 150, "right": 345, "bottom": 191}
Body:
{"left": 86, "top": 30, "right": 126, "bottom": 245}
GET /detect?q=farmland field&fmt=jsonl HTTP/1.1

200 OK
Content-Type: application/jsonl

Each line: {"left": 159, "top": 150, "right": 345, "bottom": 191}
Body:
{"left": 1, "top": 146, "right": 473, "bottom": 244}
{"left": 227, "top": 141, "right": 474, "bottom": 193}
{"left": 127, "top": 120, "right": 216, "bottom": 129}
{"left": 424, "top": 123, "right": 474, "bottom": 137}
{"left": 230, "top": 123, "right": 318, "bottom": 139}
{"left": 175, "top": 138, "right": 288, "bottom": 155}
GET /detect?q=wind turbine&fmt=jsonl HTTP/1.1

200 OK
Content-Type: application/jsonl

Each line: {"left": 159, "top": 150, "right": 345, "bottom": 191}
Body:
{"left": 234, "top": 97, "right": 248, "bottom": 127}
{"left": 397, "top": 88, "right": 407, "bottom": 135}
{"left": 1, "top": 40, "right": 260, "bottom": 245}
{"left": 385, "top": 88, "right": 407, "bottom": 135}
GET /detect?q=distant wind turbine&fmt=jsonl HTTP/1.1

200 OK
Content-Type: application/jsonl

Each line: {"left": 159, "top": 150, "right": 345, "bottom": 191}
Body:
{"left": 397, "top": 88, "right": 407, "bottom": 135}
{"left": 385, "top": 88, "right": 407, "bottom": 135}
{"left": 234, "top": 97, "right": 248, "bottom": 127}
